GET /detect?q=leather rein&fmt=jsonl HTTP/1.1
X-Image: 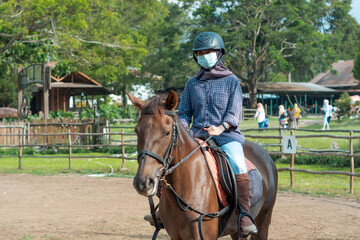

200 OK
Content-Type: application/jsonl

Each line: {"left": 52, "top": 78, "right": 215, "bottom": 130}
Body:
{"left": 138, "top": 109, "right": 230, "bottom": 240}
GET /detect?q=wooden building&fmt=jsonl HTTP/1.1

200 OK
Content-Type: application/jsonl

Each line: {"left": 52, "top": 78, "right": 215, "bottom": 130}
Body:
{"left": 18, "top": 64, "right": 111, "bottom": 119}
{"left": 310, "top": 60, "right": 359, "bottom": 92}
{"left": 253, "top": 82, "right": 339, "bottom": 116}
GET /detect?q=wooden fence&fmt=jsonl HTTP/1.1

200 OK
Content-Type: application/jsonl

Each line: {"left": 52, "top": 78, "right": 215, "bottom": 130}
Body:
{"left": 1, "top": 123, "right": 359, "bottom": 193}
{"left": 242, "top": 127, "right": 360, "bottom": 194}
{"left": 0, "top": 119, "right": 109, "bottom": 146}
{"left": 242, "top": 108, "right": 257, "bottom": 120}
{"left": 0, "top": 126, "right": 137, "bottom": 171}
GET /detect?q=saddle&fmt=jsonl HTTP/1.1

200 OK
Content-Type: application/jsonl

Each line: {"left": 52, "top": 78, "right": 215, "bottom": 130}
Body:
{"left": 196, "top": 138, "right": 263, "bottom": 237}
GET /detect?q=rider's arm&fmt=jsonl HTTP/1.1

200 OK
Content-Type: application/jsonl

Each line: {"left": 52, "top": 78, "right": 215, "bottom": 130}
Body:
{"left": 222, "top": 77, "right": 242, "bottom": 129}
{"left": 178, "top": 82, "right": 192, "bottom": 129}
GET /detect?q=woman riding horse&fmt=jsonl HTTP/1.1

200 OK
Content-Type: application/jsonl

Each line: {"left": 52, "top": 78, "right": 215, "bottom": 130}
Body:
{"left": 144, "top": 32, "right": 257, "bottom": 236}
{"left": 177, "top": 32, "right": 256, "bottom": 235}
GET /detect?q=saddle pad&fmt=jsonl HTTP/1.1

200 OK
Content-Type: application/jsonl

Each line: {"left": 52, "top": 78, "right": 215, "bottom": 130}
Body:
{"left": 199, "top": 140, "right": 262, "bottom": 207}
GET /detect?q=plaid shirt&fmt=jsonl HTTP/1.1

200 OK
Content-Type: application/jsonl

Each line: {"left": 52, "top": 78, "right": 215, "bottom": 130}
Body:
{"left": 178, "top": 74, "right": 245, "bottom": 146}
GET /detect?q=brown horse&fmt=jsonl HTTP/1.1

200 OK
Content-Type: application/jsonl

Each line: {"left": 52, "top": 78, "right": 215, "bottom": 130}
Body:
{"left": 126, "top": 90, "right": 278, "bottom": 240}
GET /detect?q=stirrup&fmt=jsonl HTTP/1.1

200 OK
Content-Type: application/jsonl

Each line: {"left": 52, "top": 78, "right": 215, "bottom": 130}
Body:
{"left": 236, "top": 204, "right": 257, "bottom": 237}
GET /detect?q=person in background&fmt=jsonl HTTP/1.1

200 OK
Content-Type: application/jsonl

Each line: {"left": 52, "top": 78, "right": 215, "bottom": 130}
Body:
{"left": 287, "top": 106, "right": 295, "bottom": 128}
{"left": 278, "top": 105, "right": 287, "bottom": 128}
{"left": 263, "top": 115, "right": 269, "bottom": 129}
{"left": 254, "top": 103, "right": 266, "bottom": 130}
{"left": 327, "top": 103, "right": 333, "bottom": 125}
{"left": 293, "top": 103, "right": 302, "bottom": 128}
{"left": 321, "top": 99, "right": 331, "bottom": 130}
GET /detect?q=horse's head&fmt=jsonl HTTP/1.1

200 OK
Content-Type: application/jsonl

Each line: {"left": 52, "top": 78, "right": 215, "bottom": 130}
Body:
{"left": 126, "top": 90, "right": 178, "bottom": 197}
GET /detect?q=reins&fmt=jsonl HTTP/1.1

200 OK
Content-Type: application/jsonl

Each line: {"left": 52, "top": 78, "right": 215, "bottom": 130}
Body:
{"left": 139, "top": 109, "right": 231, "bottom": 240}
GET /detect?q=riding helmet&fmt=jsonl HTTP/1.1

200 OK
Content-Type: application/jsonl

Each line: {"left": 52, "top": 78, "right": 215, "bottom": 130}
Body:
{"left": 192, "top": 32, "right": 225, "bottom": 55}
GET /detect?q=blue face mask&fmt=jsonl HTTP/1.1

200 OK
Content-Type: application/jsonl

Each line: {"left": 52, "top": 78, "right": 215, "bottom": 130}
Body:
{"left": 197, "top": 52, "right": 218, "bottom": 69}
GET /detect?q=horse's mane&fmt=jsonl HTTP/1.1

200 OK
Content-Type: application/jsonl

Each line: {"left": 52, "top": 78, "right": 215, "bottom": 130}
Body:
{"left": 141, "top": 96, "right": 165, "bottom": 116}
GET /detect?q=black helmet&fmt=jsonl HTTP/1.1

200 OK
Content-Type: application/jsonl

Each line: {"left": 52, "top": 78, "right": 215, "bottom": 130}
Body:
{"left": 192, "top": 32, "right": 225, "bottom": 55}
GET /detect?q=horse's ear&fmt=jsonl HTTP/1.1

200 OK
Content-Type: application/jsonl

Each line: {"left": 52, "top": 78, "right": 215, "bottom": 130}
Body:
{"left": 165, "top": 90, "right": 178, "bottom": 111}
{"left": 125, "top": 91, "right": 146, "bottom": 111}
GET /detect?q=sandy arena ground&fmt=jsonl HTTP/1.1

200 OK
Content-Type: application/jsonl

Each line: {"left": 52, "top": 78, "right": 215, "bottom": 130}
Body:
{"left": 0, "top": 174, "right": 359, "bottom": 240}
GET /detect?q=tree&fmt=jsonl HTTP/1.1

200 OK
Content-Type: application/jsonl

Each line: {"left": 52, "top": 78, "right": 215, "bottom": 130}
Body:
{"left": 0, "top": 0, "right": 167, "bottom": 107}
{"left": 354, "top": 46, "right": 360, "bottom": 80}
{"left": 324, "top": 0, "right": 360, "bottom": 60}
{"left": 181, "top": 0, "right": 359, "bottom": 107}
{"left": 139, "top": 1, "right": 195, "bottom": 92}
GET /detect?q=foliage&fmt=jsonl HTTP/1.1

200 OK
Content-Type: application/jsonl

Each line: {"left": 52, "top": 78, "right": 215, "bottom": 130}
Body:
{"left": 78, "top": 103, "right": 138, "bottom": 121}
{"left": 79, "top": 107, "right": 94, "bottom": 120}
{"left": 354, "top": 48, "right": 360, "bottom": 80}
{"left": 275, "top": 154, "right": 359, "bottom": 168}
{"left": 140, "top": 1, "right": 194, "bottom": 90}
{"left": 1, "top": 0, "right": 360, "bottom": 109}
{"left": 49, "top": 110, "right": 76, "bottom": 120}
{"left": 0, "top": 0, "right": 168, "bottom": 107}
{"left": 333, "top": 92, "right": 352, "bottom": 118}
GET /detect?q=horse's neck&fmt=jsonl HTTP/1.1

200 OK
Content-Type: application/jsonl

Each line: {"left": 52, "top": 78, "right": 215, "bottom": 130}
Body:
{"left": 168, "top": 126, "right": 212, "bottom": 191}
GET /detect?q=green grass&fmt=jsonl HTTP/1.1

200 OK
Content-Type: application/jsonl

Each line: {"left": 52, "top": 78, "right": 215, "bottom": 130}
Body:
{"left": 276, "top": 163, "right": 360, "bottom": 200}
{"left": 0, "top": 153, "right": 139, "bottom": 176}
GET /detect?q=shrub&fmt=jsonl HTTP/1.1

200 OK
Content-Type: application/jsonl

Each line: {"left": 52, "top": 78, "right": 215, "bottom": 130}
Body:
{"left": 274, "top": 155, "right": 360, "bottom": 168}
{"left": 333, "top": 92, "right": 352, "bottom": 119}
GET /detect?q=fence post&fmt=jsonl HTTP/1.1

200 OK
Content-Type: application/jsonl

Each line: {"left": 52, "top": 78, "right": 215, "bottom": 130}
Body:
{"left": 18, "top": 127, "right": 23, "bottom": 169}
{"left": 279, "top": 128, "right": 283, "bottom": 154}
{"left": 68, "top": 129, "right": 72, "bottom": 169}
{"left": 349, "top": 131, "right": 354, "bottom": 194}
{"left": 120, "top": 128, "right": 127, "bottom": 171}
{"left": 290, "top": 130, "right": 295, "bottom": 188}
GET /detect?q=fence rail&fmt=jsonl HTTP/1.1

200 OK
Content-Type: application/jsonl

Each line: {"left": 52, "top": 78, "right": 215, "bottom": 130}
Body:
{"left": 0, "top": 123, "right": 359, "bottom": 193}
{"left": 243, "top": 127, "right": 360, "bottom": 194}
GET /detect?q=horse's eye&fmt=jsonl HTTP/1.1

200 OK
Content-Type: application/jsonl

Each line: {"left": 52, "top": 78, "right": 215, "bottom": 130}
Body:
{"left": 164, "top": 131, "right": 171, "bottom": 138}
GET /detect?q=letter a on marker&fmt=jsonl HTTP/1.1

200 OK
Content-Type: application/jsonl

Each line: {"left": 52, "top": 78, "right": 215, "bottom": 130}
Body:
{"left": 287, "top": 139, "right": 292, "bottom": 149}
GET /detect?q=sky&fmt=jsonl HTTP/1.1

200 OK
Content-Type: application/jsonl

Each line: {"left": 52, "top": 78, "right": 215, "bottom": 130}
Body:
{"left": 350, "top": 0, "right": 360, "bottom": 24}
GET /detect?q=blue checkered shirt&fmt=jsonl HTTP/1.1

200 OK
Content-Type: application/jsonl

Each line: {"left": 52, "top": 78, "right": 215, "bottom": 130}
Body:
{"left": 178, "top": 74, "right": 245, "bottom": 146}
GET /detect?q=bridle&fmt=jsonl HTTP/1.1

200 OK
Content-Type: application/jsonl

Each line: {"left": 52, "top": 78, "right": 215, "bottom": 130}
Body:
{"left": 137, "top": 109, "right": 213, "bottom": 176}
{"left": 137, "top": 109, "right": 184, "bottom": 175}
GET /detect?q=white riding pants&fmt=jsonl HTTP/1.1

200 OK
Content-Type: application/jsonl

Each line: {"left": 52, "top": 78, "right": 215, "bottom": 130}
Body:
{"left": 221, "top": 141, "right": 247, "bottom": 174}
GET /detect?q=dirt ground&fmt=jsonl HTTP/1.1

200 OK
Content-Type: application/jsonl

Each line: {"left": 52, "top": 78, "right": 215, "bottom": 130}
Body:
{"left": 0, "top": 174, "right": 359, "bottom": 240}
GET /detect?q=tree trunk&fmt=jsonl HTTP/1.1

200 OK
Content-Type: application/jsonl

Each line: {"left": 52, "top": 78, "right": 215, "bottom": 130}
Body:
{"left": 249, "top": 87, "right": 258, "bottom": 108}
{"left": 121, "top": 85, "right": 127, "bottom": 108}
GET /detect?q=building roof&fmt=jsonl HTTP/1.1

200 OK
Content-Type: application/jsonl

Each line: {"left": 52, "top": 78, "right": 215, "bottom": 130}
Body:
{"left": 310, "top": 60, "right": 359, "bottom": 88}
{"left": 257, "top": 82, "right": 338, "bottom": 94}
{"left": 47, "top": 71, "right": 111, "bottom": 95}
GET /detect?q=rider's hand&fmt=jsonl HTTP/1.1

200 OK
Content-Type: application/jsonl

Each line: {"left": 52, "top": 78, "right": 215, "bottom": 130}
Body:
{"left": 203, "top": 125, "right": 225, "bottom": 136}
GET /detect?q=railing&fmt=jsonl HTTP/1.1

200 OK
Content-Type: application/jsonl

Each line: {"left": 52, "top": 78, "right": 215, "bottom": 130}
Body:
{"left": 1, "top": 124, "right": 359, "bottom": 193}
{"left": 242, "top": 127, "right": 360, "bottom": 194}
{"left": 242, "top": 108, "right": 257, "bottom": 120}
{"left": 0, "top": 128, "right": 137, "bottom": 171}
{"left": 0, "top": 119, "right": 101, "bottom": 145}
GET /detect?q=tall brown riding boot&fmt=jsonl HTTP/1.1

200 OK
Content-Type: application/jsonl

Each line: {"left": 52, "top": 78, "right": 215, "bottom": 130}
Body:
{"left": 235, "top": 173, "right": 258, "bottom": 235}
